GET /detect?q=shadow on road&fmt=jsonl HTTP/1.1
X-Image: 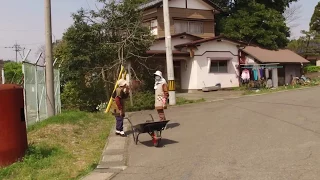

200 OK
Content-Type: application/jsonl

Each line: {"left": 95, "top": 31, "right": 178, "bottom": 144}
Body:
{"left": 125, "top": 122, "right": 180, "bottom": 135}
{"left": 140, "top": 138, "right": 179, "bottom": 147}
{"left": 166, "top": 122, "right": 180, "bottom": 129}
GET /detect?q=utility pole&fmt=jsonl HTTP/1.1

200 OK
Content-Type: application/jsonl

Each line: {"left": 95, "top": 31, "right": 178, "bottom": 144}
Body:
{"left": 5, "top": 42, "right": 25, "bottom": 62}
{"left": 44, "top": 0, "right": 56, "bottom": 117}
{"left": 163, "top": 0, "right": 176, "bottom": 105}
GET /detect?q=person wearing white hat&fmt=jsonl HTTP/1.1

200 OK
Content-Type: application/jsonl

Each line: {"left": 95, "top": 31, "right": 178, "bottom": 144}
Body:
{"left": 154, "top": 70, "right": 169, "bottom": 121}
{"left": 111, "top": 78, "right": 129, "bottom": 136}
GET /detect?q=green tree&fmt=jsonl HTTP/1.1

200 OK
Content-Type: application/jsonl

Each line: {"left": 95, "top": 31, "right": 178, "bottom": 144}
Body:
{"left": 286, "top": 38, "right": 305, "bottom": 53}
{"left": 212, "top": 0, "right": 297, "bottom": 13}
{"left": 230, "top": 0, "right": 297, "bottom": 13}
{"left": 3, "top": 61, "right": 23, "bottom": 85}
{"left": 54, "top": 0, "right": 154, "bottom": 111}
{"left": 287, "top": 30, "right": 320, "bottom": 58}
{"left": 221, "top": 2, "right": 289, "bottom": 49}
{"left": 310, "top": 2, "right": 320, "bottom": 32}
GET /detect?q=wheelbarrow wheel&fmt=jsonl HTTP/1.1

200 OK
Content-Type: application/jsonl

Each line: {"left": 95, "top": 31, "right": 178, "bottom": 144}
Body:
{"left": 153, "top": 138, "right": 161, "bottom": 147}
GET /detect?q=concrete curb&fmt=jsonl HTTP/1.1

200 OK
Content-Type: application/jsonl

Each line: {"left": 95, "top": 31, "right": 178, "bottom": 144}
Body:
{"left": 81, "top": 113, "right": 134, "bottom": 180}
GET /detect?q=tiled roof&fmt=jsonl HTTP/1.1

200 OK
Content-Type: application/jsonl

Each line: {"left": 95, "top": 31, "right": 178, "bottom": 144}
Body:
{"left": 156, "top": 32, "right": 203, "bottom": 41}
{"left": 139, "top": 0, "right": 223, "bottom": 12}
{"left": 173, "top": 35, "right": 309, "bottom": 64}
{"left": 146, "top": 50, "right": 189, "bottom": 56}
{"left": 174, "top": 35, "right": 248, "bottom": 48}
{"left": 242, "top": 46, "right": 309, "bottom": 64}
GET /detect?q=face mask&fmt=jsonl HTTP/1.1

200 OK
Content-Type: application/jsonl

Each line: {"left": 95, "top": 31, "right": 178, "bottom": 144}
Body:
{"left": 155, "top": 76, "right": 161, "bottom": 81}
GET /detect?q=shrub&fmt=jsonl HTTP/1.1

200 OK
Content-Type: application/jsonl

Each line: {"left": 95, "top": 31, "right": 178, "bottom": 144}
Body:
{"left": 126, "top": 91, "right": 154, "bottom": 112}
{"left": 304, "top": 65, "right": 320, "bottom": 73}
{"left": 3, "top": 61, "right": 23, "bottom": 85}
{"left": 61, "top": 81, "right": 107, "bottom": 112}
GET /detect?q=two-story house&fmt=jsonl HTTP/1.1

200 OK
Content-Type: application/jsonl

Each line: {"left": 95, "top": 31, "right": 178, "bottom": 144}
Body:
{"left": 141, "top": 0, "right": 225, "bottom": 92}
{"left": 142, "top": 0, "right": 221, "bottom": 38}
{"left": 141, "top": 0, "right": 309, "bottom": 92}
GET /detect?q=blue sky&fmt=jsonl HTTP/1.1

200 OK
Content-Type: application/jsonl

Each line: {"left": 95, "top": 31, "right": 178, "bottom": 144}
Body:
{"left": 0, "top": 0, "right": 318, "bottom": 61}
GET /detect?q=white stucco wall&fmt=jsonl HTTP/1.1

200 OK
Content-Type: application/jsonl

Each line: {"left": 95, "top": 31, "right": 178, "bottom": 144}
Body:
{"left": 181, "top": 59, "right": 198, "bottom": 90}
{"left": 187, "top": 0, "right": 213, "bottom": 10}
{"left": 182, "top": 40, "right": 240, "bottom": 89}
{"left": 245, "top": 55, "right": 257, "bottom": 65}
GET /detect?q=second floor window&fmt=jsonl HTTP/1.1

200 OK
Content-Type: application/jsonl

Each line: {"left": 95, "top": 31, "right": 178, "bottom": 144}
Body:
{"left": 174, "top": 20, "right": 204, "bottom": 34}
{"left": 143, "top": 19, "right": 158, "bottom": 35}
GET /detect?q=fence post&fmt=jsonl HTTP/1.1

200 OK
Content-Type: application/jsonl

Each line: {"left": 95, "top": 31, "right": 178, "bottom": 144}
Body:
{"left": 35, "top": 53, "right": 42, "bottom": 122}
{"left": 59, "top": 70, "right": 61, "bottom": 114}
{"left": 1, "top": 69, "right": 5, "bottom": 84}
{"left": 22, "top": 62, "right": 29, "bottom": 127}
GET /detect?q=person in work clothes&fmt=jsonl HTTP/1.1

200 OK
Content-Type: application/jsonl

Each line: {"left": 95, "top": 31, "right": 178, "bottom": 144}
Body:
{"left": 111, "top": 79, "right": 129, "bottom": 137}
{"left": 154, "top": 70, "right": 169, "bottom": 121}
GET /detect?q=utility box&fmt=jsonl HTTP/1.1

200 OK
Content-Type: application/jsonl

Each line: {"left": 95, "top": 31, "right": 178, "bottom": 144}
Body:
{"left": 0, "top": 84, "right": 28, "bottom": 167}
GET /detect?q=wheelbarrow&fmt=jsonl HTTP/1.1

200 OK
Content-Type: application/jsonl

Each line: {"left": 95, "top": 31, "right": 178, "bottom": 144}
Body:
{"left": 125, "top": 115, "right": 170, "bottom": 147}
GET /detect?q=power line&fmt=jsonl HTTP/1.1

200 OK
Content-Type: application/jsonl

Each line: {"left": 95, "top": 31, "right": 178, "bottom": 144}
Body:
{"left": 0, "top": 29, "right": 42, "bottom": 32}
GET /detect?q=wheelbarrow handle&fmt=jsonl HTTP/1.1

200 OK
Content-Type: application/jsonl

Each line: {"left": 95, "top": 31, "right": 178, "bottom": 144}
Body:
{"left": 149, "top": 114, "right": 154, "bottom": 122}
{"left": 124, "top": 117, "right": 136, "bottom": 143}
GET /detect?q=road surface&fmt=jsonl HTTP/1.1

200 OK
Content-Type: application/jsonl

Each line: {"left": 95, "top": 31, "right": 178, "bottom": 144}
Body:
{"left": 113, "top": 87, "right": 320, "bottom": 180}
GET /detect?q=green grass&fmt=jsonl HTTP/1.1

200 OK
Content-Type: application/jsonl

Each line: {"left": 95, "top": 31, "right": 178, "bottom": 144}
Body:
{"left": 0, "top": 111, "right": 114, "bottom": 180}
{"left": 176, "top": 97, "right": 205, "bottom": 105}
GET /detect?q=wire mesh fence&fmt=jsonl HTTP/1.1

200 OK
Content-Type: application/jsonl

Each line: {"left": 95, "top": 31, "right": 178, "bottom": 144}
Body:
{"left": 23, "top": 62, "right": 61, "bottom": 126}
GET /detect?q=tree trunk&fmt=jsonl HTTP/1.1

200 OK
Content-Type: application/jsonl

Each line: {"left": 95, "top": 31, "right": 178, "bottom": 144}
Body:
{"left": 101, "top": 68, "right": 110, "bottom": 100}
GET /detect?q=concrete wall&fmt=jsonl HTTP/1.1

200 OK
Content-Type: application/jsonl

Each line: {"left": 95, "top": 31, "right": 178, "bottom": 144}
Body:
{"left": 306, "top": 72, "right": 320, "bottom": 79}
{"left": 284, "top": 64, "right": 301, "bottom": 84}
{"left": 183, "top": 40, "right": 240, "bottom": 89}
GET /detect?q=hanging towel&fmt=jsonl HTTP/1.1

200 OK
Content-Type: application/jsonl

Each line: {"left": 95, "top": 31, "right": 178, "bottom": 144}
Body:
{"left": 253, "top": 69, "right": 258, "bottom": 81}
{"left": 241, "top": 69, "right": 250, "bottom": 80}
{"left": 260, "top": 69, "right": 264, "bottom": 78}
{"left": 265, "top": 68, "right": 269, "bottom": 79}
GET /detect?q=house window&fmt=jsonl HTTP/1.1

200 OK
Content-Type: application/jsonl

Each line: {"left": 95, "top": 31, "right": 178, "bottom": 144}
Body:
{"left": 143, "top": 19, "right": 158, "bottom": 35}
{"left": 174, "top": 20, "right": 203, "bottom": 34}
{"left": 209, "top": 61, "right": 228, "bottom": 73}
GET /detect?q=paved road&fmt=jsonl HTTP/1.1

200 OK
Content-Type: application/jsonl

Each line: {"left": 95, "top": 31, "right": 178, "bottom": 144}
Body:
{"left": 113, "top": 87, "right": 320, "bottom": 180}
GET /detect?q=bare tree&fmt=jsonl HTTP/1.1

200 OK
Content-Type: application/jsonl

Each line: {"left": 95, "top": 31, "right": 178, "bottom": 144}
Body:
{"left": 283, "top": 4, "right": 302, "bottom": 29}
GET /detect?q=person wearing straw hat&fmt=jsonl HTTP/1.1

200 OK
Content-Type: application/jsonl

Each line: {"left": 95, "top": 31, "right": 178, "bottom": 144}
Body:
{"left": 154, "top": 70, "right": 169, "bottom": 121}
{"left": 111, "top": 79, "right": 129, "bottom": 137}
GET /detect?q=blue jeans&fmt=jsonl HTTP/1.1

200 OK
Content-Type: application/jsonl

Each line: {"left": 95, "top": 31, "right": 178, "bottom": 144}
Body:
{"left": 115, "top": 116, "right": 124, "bottom": 131}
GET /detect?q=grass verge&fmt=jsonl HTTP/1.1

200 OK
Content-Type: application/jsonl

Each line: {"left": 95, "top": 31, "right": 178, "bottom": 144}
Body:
{"left": 0, "top": 111, "right": 114, "bottom": 180}
{"left": 176, "top": 97, "right": 205, "bottom": 105}
{"left": 243, "top": 80, "right": 320, "bottom": 95}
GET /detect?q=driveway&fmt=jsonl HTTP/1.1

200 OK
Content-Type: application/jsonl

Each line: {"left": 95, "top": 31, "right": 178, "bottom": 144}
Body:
{"left": 113, "top": 87, "right": 320, "bottom": 180}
